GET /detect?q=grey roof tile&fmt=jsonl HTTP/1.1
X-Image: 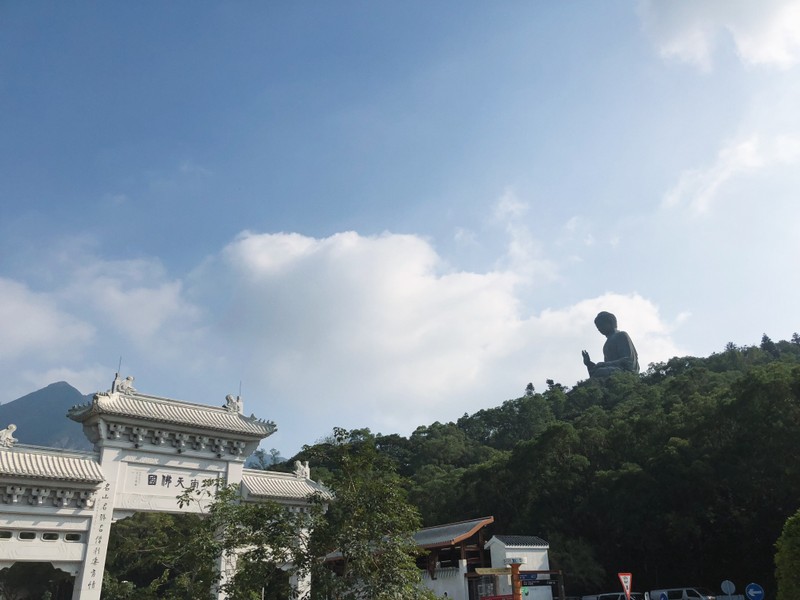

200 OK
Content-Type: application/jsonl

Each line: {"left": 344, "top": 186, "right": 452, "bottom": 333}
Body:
{"left": 69, "top": 390, "right": 276, "bottom": 438}
{"left": 489, "top": 534, "right": 549, "bottom": 548}
{"left": 413, "top": 516, "right": 494, "bottom": 548}
{"left": 0, "top": 446, "right": 104, "bottom": 483}
{"left": 241, "top": 469, "right": 332, "bottom": 502}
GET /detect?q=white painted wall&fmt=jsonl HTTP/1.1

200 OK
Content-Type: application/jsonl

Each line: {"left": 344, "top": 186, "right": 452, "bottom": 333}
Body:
{"left": 486, "top": 542, "right": 553, "bottom": 600}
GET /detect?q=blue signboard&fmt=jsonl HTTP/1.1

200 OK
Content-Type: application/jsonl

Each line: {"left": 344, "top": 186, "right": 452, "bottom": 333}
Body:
{"left": 521, "top": 580, "right": 557, "bottom": 587}
{"left": 745, "top": 583, "right": 764, "bottom": 600}
{"left": 519, "top": 573, "right": 555, "bottom": 587}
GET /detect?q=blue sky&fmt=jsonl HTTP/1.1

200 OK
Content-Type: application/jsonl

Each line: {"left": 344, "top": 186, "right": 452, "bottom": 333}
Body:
{"left": 2, "top": 1, "right": 799, "bottom": 456}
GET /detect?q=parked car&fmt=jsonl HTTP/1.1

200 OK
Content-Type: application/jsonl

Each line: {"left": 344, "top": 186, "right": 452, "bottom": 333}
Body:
{"left": 582, "top": 593, "right": 647, "bottom": 600}
{"left": 650, "top": 588, "right": 716, "bottom": 600}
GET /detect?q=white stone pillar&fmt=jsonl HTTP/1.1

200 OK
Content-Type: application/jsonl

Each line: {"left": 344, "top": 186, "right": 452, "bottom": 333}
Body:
{"left": 214, "top": 549, "right": 238, "bottom": 600}
{"left": 211, "top": 459, "right": 246, "bottom": 599}
{"left": 459, "top": 558, "right": 469, "bottom": 600}
{"left": 71, "top": 447, "right": 123, "bottom": 599}
{"left": 289, "top": 568, "right": 310, "bottom": 599}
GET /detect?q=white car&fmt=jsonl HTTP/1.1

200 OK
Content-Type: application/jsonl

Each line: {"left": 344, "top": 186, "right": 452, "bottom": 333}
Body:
{"left": 649, "top": 587, "right": 716, "bottom": 600}
{"left": 582, "top": 593, "right": 647, "bottom": 600}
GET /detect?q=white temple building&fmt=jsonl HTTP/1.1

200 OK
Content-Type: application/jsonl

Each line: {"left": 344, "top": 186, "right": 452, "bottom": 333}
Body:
{"left": 0, "top": 374, "right": 327, "bottom": 599}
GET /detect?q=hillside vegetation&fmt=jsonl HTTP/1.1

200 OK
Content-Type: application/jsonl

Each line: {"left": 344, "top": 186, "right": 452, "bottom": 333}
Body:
{"left": 288, "top": 334, "right": 800, "bottom": 594}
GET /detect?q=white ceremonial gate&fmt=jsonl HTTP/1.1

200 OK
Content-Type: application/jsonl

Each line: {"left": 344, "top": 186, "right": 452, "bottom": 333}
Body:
{"left": 0, "top": 374, "right": 327, "bottom": 599}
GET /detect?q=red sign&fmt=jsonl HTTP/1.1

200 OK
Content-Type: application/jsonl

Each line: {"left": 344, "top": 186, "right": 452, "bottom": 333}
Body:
{"left": 618, "top": 572, "right": 632, "bottom": 600}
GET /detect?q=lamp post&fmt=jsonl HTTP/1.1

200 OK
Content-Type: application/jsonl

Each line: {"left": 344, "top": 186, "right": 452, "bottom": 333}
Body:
{"left": 504, "top": 557, "right": 525, "bottom": 600}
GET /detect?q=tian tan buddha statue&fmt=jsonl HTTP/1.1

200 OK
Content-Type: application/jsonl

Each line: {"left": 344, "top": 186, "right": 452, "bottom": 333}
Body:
{"left": 581, "top": 311, "right": 639, "bottom": 378}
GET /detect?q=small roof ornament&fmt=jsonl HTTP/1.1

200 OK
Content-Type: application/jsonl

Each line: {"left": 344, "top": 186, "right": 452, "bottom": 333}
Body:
{"left": 224, "top": 394, "right": 244, "bottom": 414}
{"left": 293, "top": 460, "right": 311, "bottom": 479}
{"left": 111, "top": 373, "right": 136, "bottom": 394}
{"left": 0, "top": 424, "right": 18, "bottom": 448}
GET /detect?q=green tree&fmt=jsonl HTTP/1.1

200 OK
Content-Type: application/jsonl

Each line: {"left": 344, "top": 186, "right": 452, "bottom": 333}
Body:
{"left": 546, "top": 535, "right": 605, "bottom": 591}
{"left": 174, "top": 479, "right": 320, "bottom": 600}
{"left": 776, "top": 508, "right": 800, "bottom": 600}
{"left": 246, "top": 447, "right": 284, "bottom": 470}
{"left": 0, "top": 563, "right": 72, "bottom": 600}
{"left": 761, "top": 333, "right": 780, "bottom": 358}
{"left": 304, "top": 428, "right": 437, "bottom": 600}
{"left": 103, "top": 512, "right": 217, "bottom": 599}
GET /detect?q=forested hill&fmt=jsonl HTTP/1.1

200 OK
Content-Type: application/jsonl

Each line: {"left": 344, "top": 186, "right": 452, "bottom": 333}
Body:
{"left": 289, "top": 335, "right": 800, "bottom": 595}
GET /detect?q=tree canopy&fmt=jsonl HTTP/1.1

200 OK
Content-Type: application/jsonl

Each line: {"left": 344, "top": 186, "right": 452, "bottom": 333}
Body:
{"left": 99, "top": 334, "right": 800, "bottom": 597}
{"left": 776, "top": 507, "right": 800, "bottom": 600}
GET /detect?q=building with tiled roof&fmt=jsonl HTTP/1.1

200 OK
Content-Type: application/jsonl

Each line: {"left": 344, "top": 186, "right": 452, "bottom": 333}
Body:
{"left": 370, "top": 515, "right": 555, "bottom": 600}
{"left": 414, "top": 515, "right": 495, "bottom": 549}
{"left": 485, "top": 534, "right": 555, "bottom": 600}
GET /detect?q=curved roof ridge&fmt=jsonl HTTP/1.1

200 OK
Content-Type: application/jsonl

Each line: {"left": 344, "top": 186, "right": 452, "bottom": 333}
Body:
{"left": 418, "top": 515, "right": 494, "bottom": 531}
{"left": 0, "top": 445, "right": 104, "bottom": 483}
{"left": 489, "top": 534, "right": 549, "bottom": 547}
{"left": 241, "top": 469, "right": 332, "bottom": 502}
{"left": 68, "top": 386, "right": 276, "bottom": 438}
{"left": 11, "top": 444, "right": 99, "bottom": 459}
{"left": 414, "top": 515, "right": 494, "bottom": 549}
{"left": 243, "top": 468, "right": 299, "bottom": 478}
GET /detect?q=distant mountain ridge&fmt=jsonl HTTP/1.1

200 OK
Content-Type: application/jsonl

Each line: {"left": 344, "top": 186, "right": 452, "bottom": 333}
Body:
{"left": 0, "top": 382, "right": 94, "bottom": 451}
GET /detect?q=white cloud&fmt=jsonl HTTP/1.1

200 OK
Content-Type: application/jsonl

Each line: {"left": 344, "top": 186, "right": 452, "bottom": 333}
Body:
{"left": 193, "top": 231, "right": 682, "bottom": 445}
{"left": 491, "top": 190, "right": 558, "bottom": 282}
{"left": 559, "top": 216, "right": 597, "bottom": 248}
{"left": 198, "top": 230, "right": 525, "bottom": 436}
{"left": 453, "top": 226, "right": 477, "bottom": 246}
{"left": 729, "top": 3, "right": 800, "bottom": 68}
{"left": 216, "top": 231, "right": 521, "bottom": 388}
{"left": 663, "top": 134, "right": 800, "bottom": 213}
{"left": 640, "top": 0, "right": 800, "bottom": 69}
{"left": 493, "top": 188, "right": 528, "bottom": 221}
{"left": 0, "top": 253, "right": 209, "bottom": 402}
{"left": 60, "top": 258, "right": 203, "bottom": 345}
{"left": 0, "top": 278, "right": 94, "bottom": 361}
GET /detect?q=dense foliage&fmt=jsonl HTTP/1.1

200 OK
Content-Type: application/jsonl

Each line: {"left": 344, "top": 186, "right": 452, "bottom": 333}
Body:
{"left": 775, "top": 508, "right": 800, "bottom": 600}
{"left": 288, "top": 334, "right": 800, "bottom": 595}
{"left": 303, "top": 427, "right": 437, "bottom": 600}
{"left": 0, "top": 562, "right": 72, "bottom": 599}
{"left": 103, "top": 483, "right": 314, "bottom": 600}
{"left": 102, "top": 512, "right": 218, "bottom": 598}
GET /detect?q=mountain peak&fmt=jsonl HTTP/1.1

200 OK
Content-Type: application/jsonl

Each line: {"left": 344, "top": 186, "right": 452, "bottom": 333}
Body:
{"left": 0, "top": 382, "right": 94, "bottom": 450}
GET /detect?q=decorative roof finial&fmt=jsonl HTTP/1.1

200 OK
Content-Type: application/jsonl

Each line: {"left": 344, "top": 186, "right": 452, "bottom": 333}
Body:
{"left": 112, "top": 374, "right": 136, "bottom": 394}
{"left": 293, "top": 460, "right": 311, "bottom": 479}
{"left": 0, "top": 424, "right": 18, "bottom": 448}
{"left": 224, "top": 394, "right": 244, "bottom": 414}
